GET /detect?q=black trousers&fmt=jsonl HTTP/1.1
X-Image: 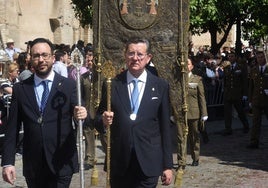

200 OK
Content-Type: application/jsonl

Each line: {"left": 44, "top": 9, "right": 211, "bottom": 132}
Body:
{"left": 25, "top": 174, "right": 72, "bottom": 188}
{"left": 25, "top": 149, "right": 72, "bottom": 188}
{"left": 111, "top": 151, "right": 159, "bottom": 188}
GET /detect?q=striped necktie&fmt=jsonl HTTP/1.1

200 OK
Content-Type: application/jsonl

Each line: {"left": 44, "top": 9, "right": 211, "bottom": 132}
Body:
{"left": 40, "top": 80, "right": 50, "bottom": 113}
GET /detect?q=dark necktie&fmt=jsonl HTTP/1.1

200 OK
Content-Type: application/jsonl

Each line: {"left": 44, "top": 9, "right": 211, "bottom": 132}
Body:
{"left": 41, "top": 80, "right": 49, "bottom": 113}
{"left": 260, "top": 66, "right": 263, "bottom": 75}
{"left": 131, "top": 79, "right": 139, "bottom": 114}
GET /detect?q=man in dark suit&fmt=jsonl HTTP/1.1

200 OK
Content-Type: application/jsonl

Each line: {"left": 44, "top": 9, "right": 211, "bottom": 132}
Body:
{"left": 1, "top": 38, "right": 87, "bottom": 188}
{"left": 95, "top": 37, "right": 173, "bottom": 187}
{"left": 80, "top": 46, "right": 97, "bottom": 170}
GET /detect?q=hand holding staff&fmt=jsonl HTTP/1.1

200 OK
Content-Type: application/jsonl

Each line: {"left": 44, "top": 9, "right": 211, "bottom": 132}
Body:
{"left": 102, "top": 60, "right": 116, "bottom": 188}
{"left": 71, "top": 47, "right": 85, "bottom": 188}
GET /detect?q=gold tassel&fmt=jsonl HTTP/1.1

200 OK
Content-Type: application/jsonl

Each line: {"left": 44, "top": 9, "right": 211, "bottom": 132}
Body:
{"left": 91, "top": 165, "right": 99, "bottom": 186}
{"left": 174, "top": 168, "right": 184, "bottom": 187}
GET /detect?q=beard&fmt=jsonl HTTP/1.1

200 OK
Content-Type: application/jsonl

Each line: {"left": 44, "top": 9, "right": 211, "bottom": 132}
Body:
{"left": 35, "top": 64, "right": 53, "bottom": 78}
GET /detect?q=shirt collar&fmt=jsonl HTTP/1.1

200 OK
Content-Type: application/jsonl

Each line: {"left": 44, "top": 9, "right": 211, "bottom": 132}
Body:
{"left": 34, "top": 71, "right": 55, "bottom": 86}
{"left": 188, "top": 71, "right": 192, "bottom": 78}
{"left": 127, "top": 70, "right": 147, "bottom": 84}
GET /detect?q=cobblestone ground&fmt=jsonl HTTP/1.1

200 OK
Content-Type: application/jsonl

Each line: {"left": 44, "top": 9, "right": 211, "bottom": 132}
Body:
{"left": 0, "top": 116, "right": 268, "bottom": 188}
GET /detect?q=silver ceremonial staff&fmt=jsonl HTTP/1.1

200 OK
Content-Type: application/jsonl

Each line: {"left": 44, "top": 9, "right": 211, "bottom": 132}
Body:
{"left": 71, "top": 47, "right": 85, "bottom": 188}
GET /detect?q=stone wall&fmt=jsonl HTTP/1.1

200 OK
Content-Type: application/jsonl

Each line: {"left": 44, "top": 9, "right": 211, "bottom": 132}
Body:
{"left": 0, "top": 0, "right": 92, "bottom": 50}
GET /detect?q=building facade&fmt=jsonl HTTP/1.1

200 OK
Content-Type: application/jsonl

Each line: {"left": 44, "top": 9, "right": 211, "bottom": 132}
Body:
{"left": 0, "top": 0, "right": 92, "bottom": 51}
{"left": 0, "top": 0, "right": 244, "bottom": 55}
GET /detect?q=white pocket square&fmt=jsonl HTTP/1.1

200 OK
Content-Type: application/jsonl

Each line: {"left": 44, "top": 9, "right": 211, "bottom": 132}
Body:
{"left": 152, "top": 97, "right": 158, "bottom": 100}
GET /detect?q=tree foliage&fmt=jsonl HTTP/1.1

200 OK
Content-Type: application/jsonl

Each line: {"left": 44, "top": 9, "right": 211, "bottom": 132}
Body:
{"left": 241, "top": 0, "right": 268, "bottom": 44}
{"left": 190, "top": 0, "right": 268, "bottom": 54}
{"left": 70, "top": 0, "right": 268, "bottom": 53}
{"left": 70, "top": 0, "right": 93, "bottom": 28}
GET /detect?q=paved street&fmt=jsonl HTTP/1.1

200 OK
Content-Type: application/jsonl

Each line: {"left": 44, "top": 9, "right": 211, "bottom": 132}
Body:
{"left": 0, "top": 115, "right": 268, "bottom": 188}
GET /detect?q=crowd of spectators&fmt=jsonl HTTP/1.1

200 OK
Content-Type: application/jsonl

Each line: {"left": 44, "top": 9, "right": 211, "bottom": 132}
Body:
{"left": 188, "top": 44, "right": 261, "bottom": 108}
{"left": 0, "top": 38, "right": 267, "bottom": 170}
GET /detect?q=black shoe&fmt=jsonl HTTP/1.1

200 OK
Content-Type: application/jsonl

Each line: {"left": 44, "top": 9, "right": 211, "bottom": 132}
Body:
{"left": 192, "top": 160, "right": 199, "bottom": 166}
{"left": 247, "top": 143, "right": 259, "bottom": 149}
{"left": 221, "top": 130, "right": 232, "bottom": 136}
{"left": 84, "top": 164, "right": 94, "bottom": 170}
{"left": 243, "top": 127, "right": 249, "bottom": 133}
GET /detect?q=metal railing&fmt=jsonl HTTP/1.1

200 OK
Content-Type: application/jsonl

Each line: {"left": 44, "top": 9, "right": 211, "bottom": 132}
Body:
{"left": 205, "top": 79, "right": 224, "bottom": 107}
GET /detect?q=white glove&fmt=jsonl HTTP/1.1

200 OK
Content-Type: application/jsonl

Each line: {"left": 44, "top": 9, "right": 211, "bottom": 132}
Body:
{"left": 201, "top": 116, "right": 208, "bottom": 121}
{"left": 249, "top": 103, "right": 252, "bottom": 108}
{"left": 170, "top": 116, "right": 175, "bottom": 123}
{"left": 242, "top": 96, "right": 248, "bottom": 101}
{"left": 264, "top": 89, "right": 268, "bottom": 95}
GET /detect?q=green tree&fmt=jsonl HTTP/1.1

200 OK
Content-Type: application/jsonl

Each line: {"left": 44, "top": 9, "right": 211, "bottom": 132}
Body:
{"left": 71, "top": 0, "right": 268, "bottom": 52}
{"left": 190, "top": 0, "right": 268, "bottom": 55}
{"left": 71, "top": 0, "right": 93, "bottom": 28}
{"left": 241, "top": 0, "right": 268, "bottom": 46}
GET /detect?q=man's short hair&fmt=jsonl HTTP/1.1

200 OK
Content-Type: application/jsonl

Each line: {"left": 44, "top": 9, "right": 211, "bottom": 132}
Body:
{"left": 124, "top": 37, "right": 151, "bottom": 54}
{"left": 30, "top": 38, "right": 55, "bottom": 54}
{"left": 54, "top": 50, "right": 65, "bottom": 61}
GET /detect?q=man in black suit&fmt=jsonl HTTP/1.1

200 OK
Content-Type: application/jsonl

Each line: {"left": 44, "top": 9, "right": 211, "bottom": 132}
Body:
{"left": 1, "top": 38, "right": 87, "bottom": 188}
{"left": 95, "top": 37, "right": 173, "bottom": 187}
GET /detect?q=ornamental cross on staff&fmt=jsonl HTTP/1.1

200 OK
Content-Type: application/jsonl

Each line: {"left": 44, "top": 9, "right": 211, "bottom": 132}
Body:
{"left": 102, "top": 60, "right": 116, "bottom": 188}
{"left": 71, "top": 47, "right": 85, "bottom": 188}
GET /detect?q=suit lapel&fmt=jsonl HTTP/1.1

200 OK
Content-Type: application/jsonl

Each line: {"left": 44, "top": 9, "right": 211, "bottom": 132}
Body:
{"left": 136, "top": 73, "right": 157, "bottom": 118}
{"left": 190, "top": 74, "right": 198, "bottom": 83}
{"left": 114, "top": 72, "right": 132, "bottom": 114}
{"left": 264, "top": 63, "right": 268, "bottom": 74}
{"left": 22, "top": 73, "right": 66, "bottom": 117}
{"left": 23, "top": 76, "right": 40, "bottom": 115}
{"left": 43, "top": 74, "right": 65, "bottom": 114}
{"left": 113, "top": 71, "right": 160, "bottom": 120}
{"left": 189, "top": 74, "right": 194, "bottom": 82}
